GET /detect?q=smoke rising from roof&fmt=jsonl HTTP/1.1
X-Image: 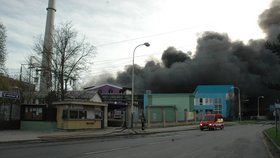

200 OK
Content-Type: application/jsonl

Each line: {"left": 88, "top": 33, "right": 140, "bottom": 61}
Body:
{"left": 87, "top": 0, "right": 280, "bottom": 97}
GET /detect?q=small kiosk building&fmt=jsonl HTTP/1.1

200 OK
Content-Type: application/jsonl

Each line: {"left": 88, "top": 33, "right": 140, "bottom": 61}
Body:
{"left": 54, "top": 90, "right": 108, "bottom": 129}
{"left": 54, "top": 101, "right": 108, "bottom": 129}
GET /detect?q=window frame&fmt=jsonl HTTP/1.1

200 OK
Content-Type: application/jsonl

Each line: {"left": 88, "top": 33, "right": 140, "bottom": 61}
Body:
{"left": 62, "top": 107, "right": 103, "bottom": 120}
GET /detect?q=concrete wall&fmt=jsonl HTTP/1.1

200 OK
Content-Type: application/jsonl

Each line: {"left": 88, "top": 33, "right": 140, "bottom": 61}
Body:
{"left": 21, "top": 121, "right": 57, "bottom": 131}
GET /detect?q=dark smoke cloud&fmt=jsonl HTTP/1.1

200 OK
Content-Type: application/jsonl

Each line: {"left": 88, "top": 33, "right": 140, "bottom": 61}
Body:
{"left": 86, "top": 0, "right": 280, "bottom": 98}
{"left": 258, "top": 0, "right": 280, "bottom": 40}
{"left": 161, "top": 47, "right": 190, "bottom": 68}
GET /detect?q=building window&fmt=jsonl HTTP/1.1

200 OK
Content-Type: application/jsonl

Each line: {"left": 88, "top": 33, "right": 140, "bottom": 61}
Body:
{"left": 214, "top": 98, "right": 222, "bottom": 104}
{"left": 95, "top": 111, "right": 102, "bottom": 119}
{"left": 63, "top": 109, "right": 102, "bottom": 120}
{"left": 24, "top": 107, "right": 43, "bottom": 120}
{"left": 203, "top": 98, "right": 206, "bottom": 105}
{"left": 79, "top": 111, "right": 87, "bottom": 119}
{"left": 195, "top": 98, "right": 213, "bottom": 105}
{"left": 199, "top": 98, "right": 203, "bottom": 105}
{"left": 63, "top": 110, "right": 68, "bottom": 119}
{"left": 204, "top": 98, "right": 212, "bottom": 105}
{"left": 205, "top": 98, "right": 209, "bottom": 104}
{"left": 194, "top": 98, "right": 218, "bottom": 105}
{"left": 214, "top": 98, "right": 222, "bottom": 114}
{"left": 108, "top": 89, "right": 113, "bottom": 93}
{"left": 69, "top": 110, "right": 78, "bottom": 119}
{"left": 214, "top": 105, "right": 222, "bottom": 114}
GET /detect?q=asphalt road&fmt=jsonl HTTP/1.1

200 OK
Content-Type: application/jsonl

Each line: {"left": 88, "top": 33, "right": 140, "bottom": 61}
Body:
{"left": 0, "top": 124, "right": 273, "bottom": 158}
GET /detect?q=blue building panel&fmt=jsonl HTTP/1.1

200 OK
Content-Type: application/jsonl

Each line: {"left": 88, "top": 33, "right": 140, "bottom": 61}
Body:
{"left": 193, "top": 85, "right": 234, "bottom": 119}
{"left": 195, "top": 105, "right": 215, "bottom": 110}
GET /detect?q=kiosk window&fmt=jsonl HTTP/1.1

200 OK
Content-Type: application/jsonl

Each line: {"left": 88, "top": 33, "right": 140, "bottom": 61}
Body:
{"left": 63, "top": 110, "right": 68, "bottom": 119}
{"left": 95, "top": 111, "right": 102, "bottom": 119}
{"left": 79, "top": 111, "right": 87, "bottom": 119}
{"left": 24, "top": 107, "right": 43, "bottom": 120}
{"left": 70, "top": 110, "right": 78, "bottom": 119}
{"left": 63, "top": 109, "right": 101, "bottom": 120}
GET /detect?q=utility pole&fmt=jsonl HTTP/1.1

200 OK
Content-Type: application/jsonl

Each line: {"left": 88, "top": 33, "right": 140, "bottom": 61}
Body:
{"left": 131, "top": 42, "right": 150, "bottom": 128}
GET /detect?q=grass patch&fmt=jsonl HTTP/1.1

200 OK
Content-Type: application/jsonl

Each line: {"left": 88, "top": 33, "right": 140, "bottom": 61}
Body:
{"left": 264, "top": 127, "right": 280, "bottom": 146}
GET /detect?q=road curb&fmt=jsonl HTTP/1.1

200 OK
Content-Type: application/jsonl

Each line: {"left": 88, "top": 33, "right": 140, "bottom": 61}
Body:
{"left": 38, "top": 127, "right": 198, "bottom": 142}
{"left": 0, "top": 139, "right": 43, "bottom": 145}
{"left": 263, "top": 131, "right": 280, "bottom": 153}
{"left": 0, "top": 126, "right": 198, "bottom": 144}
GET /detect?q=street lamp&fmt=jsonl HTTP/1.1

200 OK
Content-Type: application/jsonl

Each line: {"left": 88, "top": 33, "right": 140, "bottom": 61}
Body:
{"left": 232, "top": 86, "right": 241, "bottom": 122}
{"left": 131, "top": 42, "right": 150, "bottom": 128}
{"left": 257, "top": 96, "right": 264, "bottom": 119}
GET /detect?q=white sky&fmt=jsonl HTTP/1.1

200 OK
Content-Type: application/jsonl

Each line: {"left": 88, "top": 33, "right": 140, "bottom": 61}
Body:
{"left": 0, "top": 0, "right": 272, "bottom": 84}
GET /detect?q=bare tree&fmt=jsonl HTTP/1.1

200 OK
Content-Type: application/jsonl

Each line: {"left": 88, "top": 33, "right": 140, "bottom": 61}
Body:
{"left": 34, "top": 22, "right": 96, "bottom": 100}
{"left": 0, "top": 22, "right": 7, "bottom": 74}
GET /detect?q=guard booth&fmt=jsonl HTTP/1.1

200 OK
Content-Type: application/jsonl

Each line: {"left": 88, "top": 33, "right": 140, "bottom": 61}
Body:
{"left": 54, "top": 101, "right": 108, "bottom": 129}
{"left": 0, "top": 91, "right": 21, "bottom": 130}
{"left": 20, "top": 103, "right": 57, "bottom": 130}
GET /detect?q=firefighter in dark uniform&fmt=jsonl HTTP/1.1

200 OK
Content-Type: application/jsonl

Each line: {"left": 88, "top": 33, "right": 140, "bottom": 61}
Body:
{"left": 141, "top": 115, "right": 146, "bottom": 130}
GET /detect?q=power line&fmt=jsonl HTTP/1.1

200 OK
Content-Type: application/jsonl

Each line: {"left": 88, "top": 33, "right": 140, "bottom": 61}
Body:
{"left": 95, "top": 24, "right": 208, "bottom": 47}
{"left": 92, "top": 44, "right": 195, "bottom": 66}
{"left": 92, "top": 54, "right": 157, "bottom": 66}
{"left": 92, "top": 52, "right": 162, "bottom": 66}
{"left": 90, "top": 25, "right": 202, "bottom": 73}
{"left": 87, "top": 33, "right": 198, "bottom": 77}
{"left": 89, "top": 45, "right": 196, "bottom": 76}
{"left": 93, "top": 44, "right": 194, "bottom": 64}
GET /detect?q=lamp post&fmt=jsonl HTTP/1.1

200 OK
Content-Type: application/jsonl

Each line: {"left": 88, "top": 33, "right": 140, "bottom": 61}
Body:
{"left": 257, "top": 96, "right": 264, "bottom": 119}
{"left": 131, "top": 42, "right": 150, "bottom": 128}
{"left": 232, "top": 86, "right": 241, "bottom": 122}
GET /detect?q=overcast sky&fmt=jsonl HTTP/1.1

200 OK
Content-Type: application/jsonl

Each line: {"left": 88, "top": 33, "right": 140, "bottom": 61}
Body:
{"left": 0, "top": 0, "right": 272, "bottom": 82}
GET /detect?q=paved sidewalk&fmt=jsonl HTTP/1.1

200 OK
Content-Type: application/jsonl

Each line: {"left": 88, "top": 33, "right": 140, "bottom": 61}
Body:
{"left": 0, "top": 125, "right": 198, "bottom": 144}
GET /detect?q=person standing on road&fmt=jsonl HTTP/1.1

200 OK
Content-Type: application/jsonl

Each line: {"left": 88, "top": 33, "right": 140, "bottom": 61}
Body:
{"left": 141, "top": 115, "right": 146, "bottom": 130}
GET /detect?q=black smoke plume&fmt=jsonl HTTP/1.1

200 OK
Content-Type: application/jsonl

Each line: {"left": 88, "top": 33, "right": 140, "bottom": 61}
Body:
{"left": 87, "top": 0, "right": 280, "bottom": 98}
{"left": 259, "top": 0, "right": 280, "bottom": 40}
{"left": 161, "top": 47, "right": 190, "bottom": 68}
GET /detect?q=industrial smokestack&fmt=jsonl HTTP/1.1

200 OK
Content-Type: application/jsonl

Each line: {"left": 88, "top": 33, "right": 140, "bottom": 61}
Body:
{"left": 39, "top": 0, "right": 56, "bottom": 96}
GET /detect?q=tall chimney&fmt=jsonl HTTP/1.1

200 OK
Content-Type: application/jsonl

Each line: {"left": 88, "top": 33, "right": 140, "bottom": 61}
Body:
{"left": 39, "top": 0, "right": 56, "bottom": 96}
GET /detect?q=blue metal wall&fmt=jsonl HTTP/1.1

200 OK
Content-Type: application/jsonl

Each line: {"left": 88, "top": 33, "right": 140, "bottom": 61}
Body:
{"left": 193, "top": 85, "right": 234, "bottom": 118}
